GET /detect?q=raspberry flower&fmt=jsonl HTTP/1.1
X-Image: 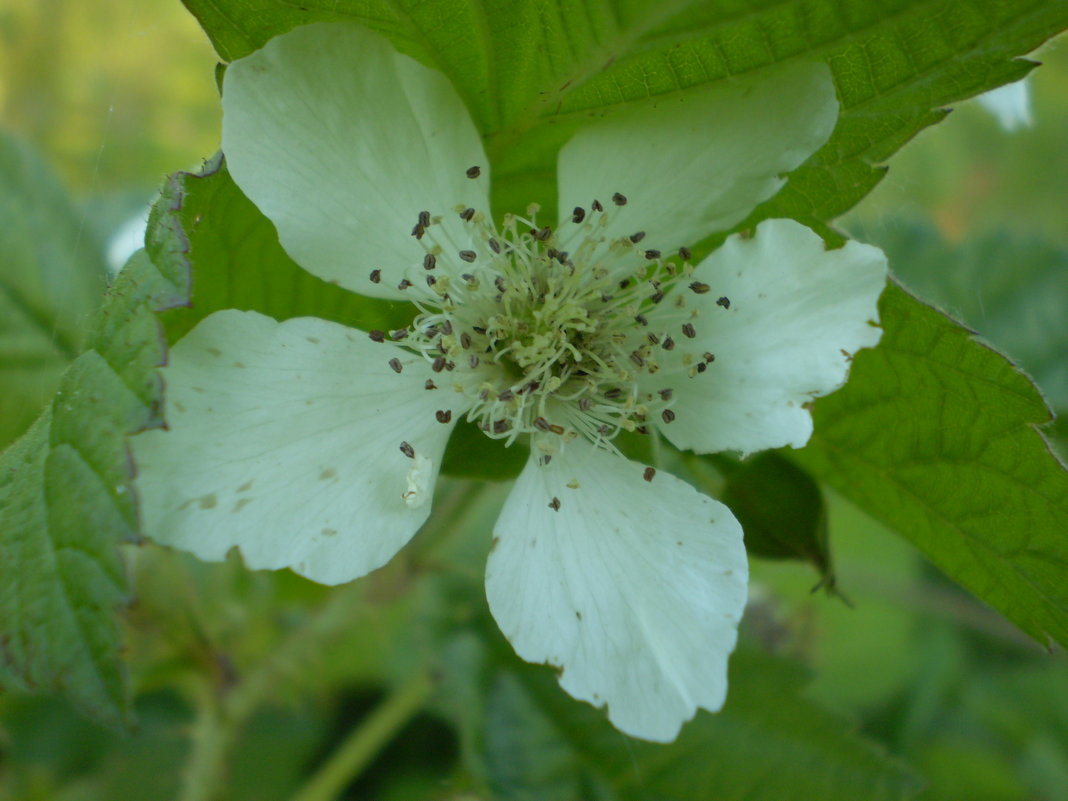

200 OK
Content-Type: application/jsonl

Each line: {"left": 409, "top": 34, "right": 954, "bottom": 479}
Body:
{"left": 133, "top": 23, "right": 886, "bottom": 741}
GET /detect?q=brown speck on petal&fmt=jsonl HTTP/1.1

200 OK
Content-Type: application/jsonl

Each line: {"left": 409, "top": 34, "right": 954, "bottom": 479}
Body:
{"left": 466, "top": 165, "right": 481, "bottom": 178}
{"left": 643, "top": 467, "right": 656, "bottom": 482}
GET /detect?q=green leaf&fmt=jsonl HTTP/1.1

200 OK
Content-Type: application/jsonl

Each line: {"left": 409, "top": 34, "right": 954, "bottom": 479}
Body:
{"left": 0, "top": 160, "right": 195, "bottom": 723}
{"left": 159, "top": 154, "right": 409, "bottom": 343}
{"left": 795, "top": 283, "right": 1068, "bottom": 650}
{"left": 850, "top": 218, "right": 1068, "bottom": 410}
{"left": 450, "top": 633, "right": 919, "bottom": 801}
{"left": 717, "top": 452, "right": 833, "bottom": 583}
{"left": 181, "top": 0, "right": 1068, "bottom": 226}
{"left": 0, "top": 132, "right": 109, "bottom": 448}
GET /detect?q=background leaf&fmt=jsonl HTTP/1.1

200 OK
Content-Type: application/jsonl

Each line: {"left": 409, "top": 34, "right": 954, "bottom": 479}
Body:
{"left": 0, "top": 131, "right": 108, "bottom": 448}
{"left": 444, "top": 631, "right": 921, "bottom": 801}
{"left": 795, "top": 283, "right": 1068, "bottom": 650}
{"left": 0, "top": 163, "right": 192, "bottom": 723}
{"left": 181, "top": 0, "right": 1068, "bottom": 228}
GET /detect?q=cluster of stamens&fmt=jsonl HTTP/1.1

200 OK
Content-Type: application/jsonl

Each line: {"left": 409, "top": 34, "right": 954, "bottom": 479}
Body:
{"left": 370, "top": 167, "right": 730, "bottom": 464}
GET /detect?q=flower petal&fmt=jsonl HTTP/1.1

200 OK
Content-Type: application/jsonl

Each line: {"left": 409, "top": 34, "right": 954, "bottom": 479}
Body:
{"left": 222, "top": 23, "right": 490, "bottom": 300}
{"left": 485, "top": 440, "right": 747, "bottom": 742}
{"left": 653, "top": 219, "right": 886, "bottom": 456}
{"left": 557, "top": 63, "right": 837, "bottom": 252}
{"left": 131, "top": 310, "right": 466, "bottom": 585}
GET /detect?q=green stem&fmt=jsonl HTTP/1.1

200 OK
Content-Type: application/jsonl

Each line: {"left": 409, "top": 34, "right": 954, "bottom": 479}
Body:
{"left": 288, "top": 671, "right": 435, "bottom": 801}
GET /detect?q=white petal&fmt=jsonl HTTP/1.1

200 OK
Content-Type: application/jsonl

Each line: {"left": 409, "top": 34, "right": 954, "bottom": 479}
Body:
{"left": 131, "top": 310, "right": 467, "bottom": 585}
{"left": 485, "top": 440, "right": 748, "bottom": 742}
{"left": 557, "top": 63, "right": 837, "bottom": 253}
{"left": 653, "top": 219, "right": 886, "bottom": 456}
{"left": 222, "top": 23, "right": 489, "bottom": 300}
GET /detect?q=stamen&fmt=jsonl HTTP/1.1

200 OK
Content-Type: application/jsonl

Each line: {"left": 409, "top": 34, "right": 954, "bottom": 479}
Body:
{"left": 435, "top": 410, "right": 452, "bottom": 423}
{"left": 388, "top": 358, "right": 403, "bottom": 373}
{"left": 369, "top": 269, "right": 381, "bottom": 283}
{"left": 612, "top": 192, "right": 627, "bottom": 206}
{"left": 399, "top": 441, "right": 415, "bottom": 458}
{"left": 466, "top": 165, "right": 481, "bottom": 178}
{"left": 643, "top": 467, "right": 656, "bottom": 482}
{"left": 368, "top": 330, "right": 385, "bottom": 342}
{"left": 717, "top": 296, "right": 731, "bottom": 309}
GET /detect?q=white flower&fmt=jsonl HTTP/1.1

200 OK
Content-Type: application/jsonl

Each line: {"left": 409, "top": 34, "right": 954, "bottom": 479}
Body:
{"left": 132, "top": 23, "right": 887, "bottom": 742}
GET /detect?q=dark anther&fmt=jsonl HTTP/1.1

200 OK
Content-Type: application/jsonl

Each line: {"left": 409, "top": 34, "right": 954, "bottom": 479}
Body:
{"left": 661, "top": 409, "right": 676, "bottom": 423}
{"left": 411, "top": 224, "right": 425, "bottom": 239}
{"left": 472, "top": 325, "right": 487, "bottom": 334}
{"left": 679, "top": 246, "right": 692, "bottom": 260}
{"left": 682, "top": 323, "right": 696, "bottom": 338}
{"left": 459, "top": 250, "right": 477, "bottom": 262}
{"left": 658, "top": 388, "right": 673, "bottom": 401}
{"left": 591, "top": 199, "right": 604, "bottom": 212}
{"left": 495, "top": 276, "right": 507, "bottom": 293}
{"left": 572, "top": 206, "right": 586, "bottom": 223}
{"left": 390, "top": 329, "right": 409, "bottom": 341}
{"left": 703, "top": 352, "right": 716, "bottom": 363}
{"left": 689, "top": 282, "right": 711, "bottom": 294}
{"left": 418, "top": 210, "right": 431, "bottom": 228}
{"left": 636, "top": 425, "right": 649, "bottom": 434}
{"left": 534, "top": 417, "right": 551, "bottom": 432}
{"left": 549, "top": 423, "right": 565, "bottom": 435}
{"left": 662, "top": 336, "right": 675, "bottom": 350}
{"left": 432, "top": 356, "right": 447, "bottom": 372}
{"left": 643, "top": 466, "right": 656, "bottom": 482}
{"left": 466, "top": 165, "right": 481, "bottom": 179}
{"left": 629, "top": 231, "right": 646, "bottom": 243}
{"left": 612, "top": 192, "right": 628, "bottom": 206}
{"left": 444, "top": 360, "right": 456, "bottom": 371}
{"left": 435, "top": 410, "right": 452, "bottom": 424}
{"left": 644, "top": 249, "right": 661, "bottom": 260}
{"left": 548, "top": 496, "right": 561, "bottom": 511}
{"left": 388, "top": 358, "right": 403, "bottom": 373}
{"left": 460, "top": 332, "right": 472, "bottom": 349}
{"left": 368, "top": 329, "right": 386, "bottom": 342}
{"left": 716, "top": 296, "right": 731, "bottom": 309}
{"left": 460, "top": 207, "right": 476, "bottom": 221}
{"left": 619, "top": 278, "right": 632, "bottom": 289}
{"left": 578, "top": 397, "right": 592, "bottom": 411}
{"left": 398, "top": 279, "right": 412, "bottom": 290}
{"left": 696, "top": 362, "right": 707, "bottom": 374}
{"left": 634, "top": 314, "right": 648, "bottom": 326}
{"left": 426, "top": 275, "right": 437, "bottom": 287}
{"left": 468, "top": 355, "right": 480, "bottom": 368}
{"left": 498, "top": 389, "right": 515, "bottom": 401}
{"left": 493, "top": 419, "right": 510, "bottom": 434}
{"left": 369, "top": 269, "right": 381, "bottom": 283}
{"left": 441, "top": 320, "right": 453, "bottom": 336}
{"left": 651, "top": 290, "right": 665, "bottom": 304}
{"left": 489, "top": 238, "right": 501, "bottom": 253}
{"left": 534, "top": 226, "right": 552, "bottom": 241}
{"left": 425, "top": 379, "right": 437, "bottom": 390}
{"left": 400, "top": 441, "right": 415, "bottom": 458}
{"left": 629, "top": 351, "right": 644, "bottom": 367}
{"left": 604, "top": 388, "right": 623, "bottom": 400}
{"left": 597, "top": 424, "right": 611, "bottom": 436}
{"left": 521, "top": 380, "right": 540, "bottom": 394}
{"left": 423, "top": 253, "right": 437, "bottom": 270}
{"left": 647, "top": 332, "right": 660, "bottom": 345}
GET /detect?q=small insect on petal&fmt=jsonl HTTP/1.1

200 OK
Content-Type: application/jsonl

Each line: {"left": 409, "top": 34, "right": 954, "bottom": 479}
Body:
{"left": 643, "top": 466, "right": 656, "bottom": 482}
{"left": 399, "top": 441, "right": 415, "bottom": 459}
{"left": 388, "top": 358, "right": 403, "bottom": 373}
